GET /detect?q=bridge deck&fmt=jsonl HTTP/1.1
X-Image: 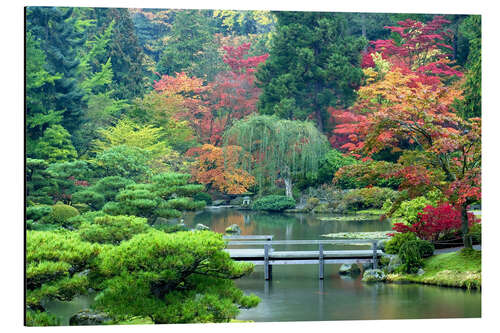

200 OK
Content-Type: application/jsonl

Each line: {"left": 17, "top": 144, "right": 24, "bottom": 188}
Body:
{"left": 225, "top": 249, "right": 382, "bottom": 259}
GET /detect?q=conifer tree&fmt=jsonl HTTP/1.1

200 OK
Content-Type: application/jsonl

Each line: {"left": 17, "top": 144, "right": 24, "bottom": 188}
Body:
{"left": 256, "top": 12, "right": 366, "bottom": 132}
{"left": 26, "top": 7, "right": 86, "bottom": 134}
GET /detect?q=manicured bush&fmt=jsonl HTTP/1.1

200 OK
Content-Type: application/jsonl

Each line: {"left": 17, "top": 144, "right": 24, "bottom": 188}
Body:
{"left": 67, "top": 211, "right": 107, "bottom": 228}
{"left": 92, "top": 176, "right": 135, "bottom": 202}
{"left": 251, "top": 195, "right": 296, "bottom": 211}
{"left": 43, "top": 204, "right": 80, "bottom": 227}
{"left": 95, "top": 230, "right": 259, "bottom": 324}
{"left": 398, "top": 240, "right": 424, "bottom": 274}
{"left": 193, "top": 192, "right": 212, "bottom": 205}
{"left": 357, "top": 187, "right": 398, "bottom": 209}
{"left": 384, "top": 232, "right": 417, "bottom": 254}
{"left": 72, "top": 190, "right": 105, "bottom": 211}
{"left": 26, "top": 205, "right": 52, "bottom": 222}
{"left": 305, "top": 197, "right": 320, "bottom": 211}
{"left": 165, "top": 197, "right": 206, "bottom": 211}
{"left": 79, "top": 215, "right": 150, "bottom": 244}
{"left": 26, "top": 231, "right": 99, "bottom": 310}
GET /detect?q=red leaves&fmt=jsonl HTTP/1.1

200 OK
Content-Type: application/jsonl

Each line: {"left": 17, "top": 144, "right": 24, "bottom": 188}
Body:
{"left": 392, "top": 203, "right": 480, "bottom": 241}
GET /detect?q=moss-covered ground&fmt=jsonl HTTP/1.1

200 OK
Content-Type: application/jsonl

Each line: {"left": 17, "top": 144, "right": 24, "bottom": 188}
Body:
{"left": 386, "top": 248, "right": 481, "bottom": 289}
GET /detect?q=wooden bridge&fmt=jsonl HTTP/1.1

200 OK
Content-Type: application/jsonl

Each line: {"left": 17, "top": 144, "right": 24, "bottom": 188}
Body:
{"left": 223, "top": 235, "right": 382, "bottom": 280}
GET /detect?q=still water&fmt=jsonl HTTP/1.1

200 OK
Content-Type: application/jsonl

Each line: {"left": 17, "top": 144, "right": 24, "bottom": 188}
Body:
{"left": 44, "top": 208, "right": 481, "bottom": 323}
{"left": 184, "top": 208, "right": 481, "bottom": 321}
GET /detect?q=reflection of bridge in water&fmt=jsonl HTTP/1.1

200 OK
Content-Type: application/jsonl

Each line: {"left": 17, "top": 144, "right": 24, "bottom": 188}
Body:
{"left": 223, "top": 235, "right": 382, "bottom": 280}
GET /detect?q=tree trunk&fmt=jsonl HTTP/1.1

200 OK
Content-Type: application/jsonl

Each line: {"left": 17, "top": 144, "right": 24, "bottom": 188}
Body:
{"left": 284, "top": 177, "right": 293, "bottom": 198}
{"left": 461, "top": 204, "right": 472, "bottom": 249}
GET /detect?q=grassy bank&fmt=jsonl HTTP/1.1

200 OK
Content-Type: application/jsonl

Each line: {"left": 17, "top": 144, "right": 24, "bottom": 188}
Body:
{"left": 386, "top": 249, "right": 481, "bottom": 289}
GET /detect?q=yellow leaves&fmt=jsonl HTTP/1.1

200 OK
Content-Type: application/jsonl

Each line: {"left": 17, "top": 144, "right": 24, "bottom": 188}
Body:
{"left": 93, "top": 118, "right": 167, "bottom": 157}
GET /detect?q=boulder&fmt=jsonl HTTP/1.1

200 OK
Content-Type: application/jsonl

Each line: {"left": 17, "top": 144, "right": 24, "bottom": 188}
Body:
{"left": 339, "top": 263, "right": 361, "bottom": 275}
{"left": 362, "top": 262, "right": 373, "bottom": 271}
{"left": 212, "top": 199, "right": 226, "bottom": 206}
{"left": 417, "top": 268, "right": 425, "bottom": 276}
{"left": 195, "top": 223, "right": 210, "bottom": 231}
{"left": 362, "top": 269, "right": 386, "bottom": 282}
{"left": 69, "top": 309, "right": 112, "bottom": 326}
{"left": 225, "top": 224, "right": 241, "bottom": 234}
{"left": 230, "top": 197, "right": 244, "bottom": 206}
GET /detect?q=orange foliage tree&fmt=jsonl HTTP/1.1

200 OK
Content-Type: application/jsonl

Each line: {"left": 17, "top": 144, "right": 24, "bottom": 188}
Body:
{"left": 187, "top": 144, "right": 255, "bottom": 194}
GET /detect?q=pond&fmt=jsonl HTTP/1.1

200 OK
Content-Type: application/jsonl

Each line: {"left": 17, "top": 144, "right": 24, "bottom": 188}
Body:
{"left": 184, "top": 208, "right": 481, "bottom": 322}
{"left": 43, "top": 208, "right": 481, "bottom": 324}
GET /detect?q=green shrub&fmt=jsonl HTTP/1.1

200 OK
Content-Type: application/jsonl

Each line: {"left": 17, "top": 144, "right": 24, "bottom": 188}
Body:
{"left": 26, "top": 205, "right": 52, "bottom": 222}
{"left": 72, "top": 189, "right": 105, "bottom": 210}
{"left": 43, "top": 204, "right": 80, "bottom": 227}
{"left": 305, "top": 197, "right": 320, "bottom": 211}
{"left": 392, "top": 196, "right": 436, "bottom": 224}
{"left": 95, "top": 145, "right": 151, "bottom": 181}
{"left": 92, "top": 176, "right": 135, "bottom": 202}
{"left": 384, "top": 232, "right": 418, "bottom": 254}
{"left": 251, "top": 195, "right": 296, "bottom": 211}
{"left": 416, "top": 239, "right": 435, "bottom": 258}
{"left": 79, "top": 215, "right": 150, "bottom": 244}
{"left": 357, "top": 187, "right": 398, "bottom": 209}
{"left": 317, "top": 149, "right": 358, "bottom": 184}
{"left": 398, "top": 240, "right": 424, "bottom": 274}
{"left": 67, "top": 211, "right": 107, "bottom": 228}
{"left": 26, "top": 310, "right": 60, "bottom": 326}
{"left": 193, "top": 192, "right": 212, "bottom": 205}
{"left": 165, "top": 197, "right": 205, "bottom": 211}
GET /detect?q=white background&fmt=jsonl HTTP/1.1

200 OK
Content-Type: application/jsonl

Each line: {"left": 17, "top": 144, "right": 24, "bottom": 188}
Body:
{"left": 1, "top": 0, "right": 499, "bottom": 332}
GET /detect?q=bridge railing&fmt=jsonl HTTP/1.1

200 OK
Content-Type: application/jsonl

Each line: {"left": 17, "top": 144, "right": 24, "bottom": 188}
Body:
{"left": 224, "top": 237, "right": 380, "bottom": 280}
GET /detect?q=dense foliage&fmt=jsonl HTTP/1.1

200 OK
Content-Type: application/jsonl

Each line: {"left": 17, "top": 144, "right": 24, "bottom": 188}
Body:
{"left": 251, "top": 195, "right": 296, "bottom": 211}
{"left": 95, "top": 231, "right": 259, "bottom": 323}
{"left": 25, "top": 8, "right": 481, "bottom": 325}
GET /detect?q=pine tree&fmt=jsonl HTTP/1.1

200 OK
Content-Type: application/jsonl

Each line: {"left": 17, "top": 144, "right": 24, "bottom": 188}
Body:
{"left": 26, "top": 7, "right": 86, "bottom": 134}
{"left": 459, "top": 15, "right": 481, "bottom": 119}
{"left": 156, "top": 10, "right": 224, "bottom": 81}
{"left": 256, "top": 12, "right": 366, "bottom": 133}
{"left": 105, "top": 8, "right": 147, "bottom": 100}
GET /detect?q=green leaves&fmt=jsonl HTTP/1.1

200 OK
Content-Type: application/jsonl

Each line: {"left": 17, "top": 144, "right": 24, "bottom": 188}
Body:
{"left": 79, "top": 215, "right": 150, "bottom": 244}
{"left": 95, "top": 230, "right": 257, "bottom": 323}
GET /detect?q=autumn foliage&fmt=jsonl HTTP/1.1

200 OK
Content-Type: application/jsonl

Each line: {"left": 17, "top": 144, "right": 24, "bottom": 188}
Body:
{"left": 187, "top": 144, "right": 255, "bottom": 194}
{"left": 392, "top": 203, "right": 479, "bottom": 242}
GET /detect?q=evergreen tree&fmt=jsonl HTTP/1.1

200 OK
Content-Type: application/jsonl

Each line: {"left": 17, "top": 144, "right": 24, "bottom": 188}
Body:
{"left": 256, "top": 12, "right": 366, "bottom": 132}
{"left": 105, "top": 8, "right": 147, "bottom": 100}
{"left": 459, "top": 15, "right": 481, "bottom": 119}
{"left": 156, "top": 10, "right": 223, "bottom": 81}
{"left": 26, "top": 7, "right": 86, "bottom": 134}
{"left": 25, "top": 32, "right": 62, "bottom": 148}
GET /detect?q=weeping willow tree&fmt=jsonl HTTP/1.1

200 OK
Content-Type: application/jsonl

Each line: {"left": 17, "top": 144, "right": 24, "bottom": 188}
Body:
{"left": 224, "top": 115, "right": 328, "bottom": 197}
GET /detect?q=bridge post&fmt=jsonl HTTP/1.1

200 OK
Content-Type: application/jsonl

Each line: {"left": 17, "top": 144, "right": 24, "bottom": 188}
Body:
{"left": 319, "top": 244, "right": 324, "bottom": 279}
{"left": 372, "top": 241, "right": 378, "bottom": 269}
{"left": 264, "top": 244, "right": 272, "bottom": 280}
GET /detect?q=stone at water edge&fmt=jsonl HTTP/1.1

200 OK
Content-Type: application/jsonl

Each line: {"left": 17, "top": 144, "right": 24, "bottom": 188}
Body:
{"left": 225, "top": 224, "right": 241, "bottom": 234}
{"left": 212, "top": 199, "right": 226, "bottom": 206}
{"left": 339, "top": 263, "right": 361, "bottom": 275}
{"left": 417, "top": 268, "right": 425, "bottom": 276}
{"left": 195, "top": 223, "right": 210, "bottom": 231}
{"left": 69, "top": 309, "right": 112, "bottom": 326}
{"left": 362, "top": 269, "right": 386, "bottom": 282}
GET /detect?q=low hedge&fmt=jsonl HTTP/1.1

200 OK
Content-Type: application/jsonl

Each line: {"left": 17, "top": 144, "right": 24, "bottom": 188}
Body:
{"left": 251, "top": 195, "right": 296, "bottom": 211}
